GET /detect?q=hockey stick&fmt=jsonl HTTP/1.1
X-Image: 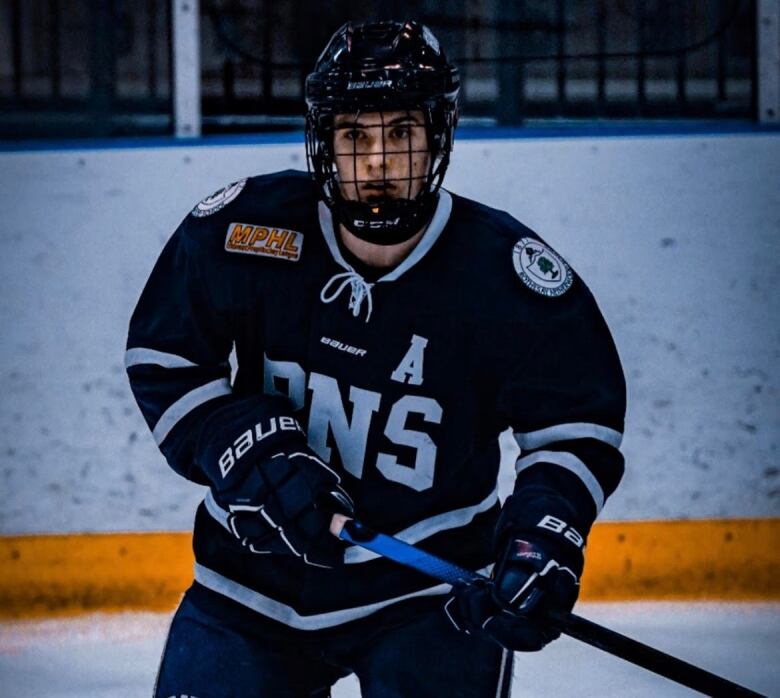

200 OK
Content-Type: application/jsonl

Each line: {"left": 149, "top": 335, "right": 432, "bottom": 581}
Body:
{"left": 334, "top": 517, "right": 766, "bottom": 698}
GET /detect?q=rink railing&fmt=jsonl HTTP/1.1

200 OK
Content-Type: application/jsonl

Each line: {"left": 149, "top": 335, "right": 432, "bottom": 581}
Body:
{"left": 3, "top": 0, "right": 779, "bottom": 139}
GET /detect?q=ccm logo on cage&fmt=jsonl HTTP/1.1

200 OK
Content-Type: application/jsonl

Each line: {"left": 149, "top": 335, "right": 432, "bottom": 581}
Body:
{"left": 354, "top": 216, "right": 400, "bottom": 229}
{"left": 225, "top": 222, "right": 303, "bottom": 261}
{"left": 219, "top": 416, "right": 304, "bottom": 478}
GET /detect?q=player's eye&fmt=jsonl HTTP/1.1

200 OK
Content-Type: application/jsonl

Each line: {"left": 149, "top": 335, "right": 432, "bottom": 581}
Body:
{"left": 390, "top": 126, "right": 411, "bottom": 139}
{"left": 342, "top": 129, "right": 364, "bottom": 141}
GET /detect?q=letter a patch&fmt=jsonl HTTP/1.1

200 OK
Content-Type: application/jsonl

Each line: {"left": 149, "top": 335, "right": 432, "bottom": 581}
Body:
{"left": 391, "top": 335, "right": 428, "bottom": 386}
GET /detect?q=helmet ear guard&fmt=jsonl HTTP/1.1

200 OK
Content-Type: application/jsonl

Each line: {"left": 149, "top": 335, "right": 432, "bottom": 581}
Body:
{"left": 305, "top": 20, "right": 460, "bottom": 245}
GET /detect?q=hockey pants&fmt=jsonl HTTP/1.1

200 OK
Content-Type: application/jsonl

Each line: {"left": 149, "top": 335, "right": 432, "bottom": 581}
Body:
{"left": 154, "top": 585, "right": 514, "bottom": 698}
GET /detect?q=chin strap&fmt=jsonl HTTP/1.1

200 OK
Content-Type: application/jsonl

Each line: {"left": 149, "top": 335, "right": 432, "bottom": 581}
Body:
{"left": 320, "top": 270, "right": 375, "bottom": 321}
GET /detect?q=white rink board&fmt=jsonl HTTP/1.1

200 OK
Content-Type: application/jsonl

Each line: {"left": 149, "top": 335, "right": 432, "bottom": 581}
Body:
{"left": 0, "top": 603, "right": 777, "bottom": 697}
{"left": 0, "top": 132, "right": 778, "bottom": 533}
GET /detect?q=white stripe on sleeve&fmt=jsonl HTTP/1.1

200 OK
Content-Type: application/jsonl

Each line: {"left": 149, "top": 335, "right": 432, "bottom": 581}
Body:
{"left": 514, "top": 422, "right": 622, "bottom": 451}
{"left": 152, "top": 378, "right": 232, "bottom": 445}
{"left": 515, "top": 449, "right": 605, "bottom": 514}
{"left": 125, "top": 347, "right": 198, "bottom": 369}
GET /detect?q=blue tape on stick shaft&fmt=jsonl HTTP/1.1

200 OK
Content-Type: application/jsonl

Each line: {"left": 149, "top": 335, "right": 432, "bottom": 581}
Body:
{"left": 339, "top": 519, "right": 482, "bottom": 586}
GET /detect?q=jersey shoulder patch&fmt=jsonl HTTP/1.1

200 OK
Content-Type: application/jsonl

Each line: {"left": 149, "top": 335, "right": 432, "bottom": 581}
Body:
{"left": 512, "top": 237, "right": 573, "bottom": 298}
{"left": 191, "top": 178, "right": 248, "bottom": 218}
{"left": 224, "top": 222, "right": 304, "bottom": 262}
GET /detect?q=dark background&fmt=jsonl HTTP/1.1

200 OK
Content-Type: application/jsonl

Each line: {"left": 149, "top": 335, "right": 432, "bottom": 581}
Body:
{"left": 0, "top": 0, "right": 758, "bottom": 138}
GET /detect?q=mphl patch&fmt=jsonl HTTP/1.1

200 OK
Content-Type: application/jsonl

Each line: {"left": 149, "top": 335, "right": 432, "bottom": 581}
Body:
{"left": 225, "top": 222, "right": 303, "bottom": 261}
{"left": 191, "top": 179, "right": 247, "bottom": 217}
{"left": 512, "top": 237, "right": 572, "bottom": 297}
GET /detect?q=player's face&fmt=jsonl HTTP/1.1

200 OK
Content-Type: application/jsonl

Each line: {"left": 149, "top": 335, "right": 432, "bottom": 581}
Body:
{"left": 332, "top": 110, "right": 430, "bottom": 203}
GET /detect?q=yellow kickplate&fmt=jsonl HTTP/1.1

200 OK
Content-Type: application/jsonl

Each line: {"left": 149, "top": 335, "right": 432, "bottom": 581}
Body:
{"left": 0, "top": 519, "right": 777, "bottom": 618}
{"left": 582, "top": 518, "right": 780, "bottom": 601}
{"left": 0, "top": 532, "right": 193, "bottom": 619}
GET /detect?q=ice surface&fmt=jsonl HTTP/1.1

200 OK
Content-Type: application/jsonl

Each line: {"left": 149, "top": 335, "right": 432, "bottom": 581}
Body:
{"left": 0, "top": 603, "right": 777, "bottom": 697}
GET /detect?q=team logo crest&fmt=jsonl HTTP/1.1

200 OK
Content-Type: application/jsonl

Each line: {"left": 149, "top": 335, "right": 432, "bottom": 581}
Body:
{"left": 512, "top": 237, "right": 572, "bottom": 297}
{"left": 191, "top": 179, "right": 247, "bottom": 217}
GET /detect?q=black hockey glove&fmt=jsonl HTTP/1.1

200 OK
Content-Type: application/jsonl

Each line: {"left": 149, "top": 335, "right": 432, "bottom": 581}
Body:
{"left": 445, "top": 515, "right": 584, "bottom": 652}
{"left": 197, "top": 397, "right": 354, "bottom": 568}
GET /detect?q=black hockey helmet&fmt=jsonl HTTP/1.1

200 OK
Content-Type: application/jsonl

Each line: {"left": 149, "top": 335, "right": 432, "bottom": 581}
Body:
{"left": 305, "top": 20, "right": 460, "bottom": 245}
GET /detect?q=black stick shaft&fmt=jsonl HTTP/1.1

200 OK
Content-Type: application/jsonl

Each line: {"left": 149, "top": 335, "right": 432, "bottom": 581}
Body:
{"left": 556, "top": 613, "right": 765, "bottom": 698}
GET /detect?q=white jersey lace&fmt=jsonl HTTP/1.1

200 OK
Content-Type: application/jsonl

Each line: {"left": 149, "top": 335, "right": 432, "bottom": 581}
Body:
{"left": 320, "top": 269, "right": 375, "bottom": 321}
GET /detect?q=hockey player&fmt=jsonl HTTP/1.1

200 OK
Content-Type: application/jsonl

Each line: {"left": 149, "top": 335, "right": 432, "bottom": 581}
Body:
{"left": 127, "top": 20, "right": 625, "bottom": 697}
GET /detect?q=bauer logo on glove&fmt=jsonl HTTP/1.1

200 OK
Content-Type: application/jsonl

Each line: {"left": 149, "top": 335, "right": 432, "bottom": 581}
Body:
{"left": 218, "top": 415, "right": 305, "bottom": 478}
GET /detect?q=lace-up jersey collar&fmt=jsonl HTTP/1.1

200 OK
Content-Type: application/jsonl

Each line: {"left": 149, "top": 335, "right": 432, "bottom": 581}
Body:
{"left": 317, "top": 191, "right": 453, "bottom": 321}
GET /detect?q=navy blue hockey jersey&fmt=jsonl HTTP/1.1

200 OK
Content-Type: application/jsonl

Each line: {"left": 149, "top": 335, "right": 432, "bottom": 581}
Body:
{"left": 126, "top": 170, "right": 625, "bottom": 631}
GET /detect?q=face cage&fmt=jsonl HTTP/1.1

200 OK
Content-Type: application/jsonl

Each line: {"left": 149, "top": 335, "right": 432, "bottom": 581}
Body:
{"left": 305, "top": 105, "right": 456, "bottom": 245}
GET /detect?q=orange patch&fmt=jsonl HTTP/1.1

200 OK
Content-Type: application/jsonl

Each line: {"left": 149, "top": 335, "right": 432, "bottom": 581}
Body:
{"left": 225, "top": 222, "right": 303, "bottom": 261}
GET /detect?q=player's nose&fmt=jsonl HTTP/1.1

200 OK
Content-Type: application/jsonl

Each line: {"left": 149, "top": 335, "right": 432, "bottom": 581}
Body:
{"left": 362, "top": 143, "right": 389, "bottom": 171}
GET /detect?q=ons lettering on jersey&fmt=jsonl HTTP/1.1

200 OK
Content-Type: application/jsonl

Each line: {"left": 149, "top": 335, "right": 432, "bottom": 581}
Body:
{"left": 225, "top": 222, "right": 303, "bottom": 261}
